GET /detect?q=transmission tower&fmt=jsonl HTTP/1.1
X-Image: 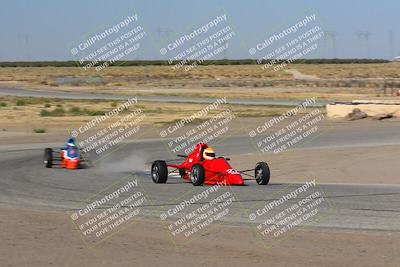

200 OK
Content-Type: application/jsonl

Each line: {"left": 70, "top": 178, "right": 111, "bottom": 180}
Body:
{"left": 356, "top": 30, "right": 371, "bottom": 58}
{"left": 324, "top": 31, "right": 337, "bottom": 58}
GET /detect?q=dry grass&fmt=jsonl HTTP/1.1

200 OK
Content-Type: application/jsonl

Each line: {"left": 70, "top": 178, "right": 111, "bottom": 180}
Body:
{"left": 1, "top": 64, "right": 399, "bottom": 84}
{"left": 0, "top": 96, "right": 303, "bottom": 130}
{"left": 291, "top": 63, "right": 400, "bottom": 79}
{"left": 1, "top": 63, "right": 399, "bottom": 101}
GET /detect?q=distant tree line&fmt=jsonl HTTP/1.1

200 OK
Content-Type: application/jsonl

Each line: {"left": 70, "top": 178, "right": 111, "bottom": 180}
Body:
{"left": 0, "top": 58, "right": 390, "bottom": 67}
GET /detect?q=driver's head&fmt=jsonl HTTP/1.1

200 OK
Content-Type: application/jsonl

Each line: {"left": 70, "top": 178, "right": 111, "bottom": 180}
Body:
{"left": 66, "top": 137, "right": 76, "bottom": 147}
{"left": 67, "top": 140, "right": 76, "bottom": 148}
{"left": 203, "top": 147, "right": 215, "bottom": 160}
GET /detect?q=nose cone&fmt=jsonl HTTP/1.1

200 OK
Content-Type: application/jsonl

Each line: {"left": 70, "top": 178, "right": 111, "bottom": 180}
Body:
{"left": 65, "top": 159, "right": 80, "bottom": 169}
{"left": 202, "top": 158, "right": 245, "bottom": 185}
{"left": 225, "top": 174, "right": 244, "bottom": 185}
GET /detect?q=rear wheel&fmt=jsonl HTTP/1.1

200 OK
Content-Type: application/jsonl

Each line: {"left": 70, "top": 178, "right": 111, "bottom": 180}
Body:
{"left": 44, "top": 148, "right": 53, "bottom": 168}
{"left": 151, "top": 160, "right": 168, "bottom": 183}
{"left": 255, "top": 162, "right": 270, "bottom": 185}
{"left": 191, "top": 164, "right": 205, "bottom": 186}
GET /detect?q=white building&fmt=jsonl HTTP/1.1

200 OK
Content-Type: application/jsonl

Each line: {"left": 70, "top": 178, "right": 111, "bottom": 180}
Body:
{"left": 394, "top": 56, "right": 400, "bottom": 61}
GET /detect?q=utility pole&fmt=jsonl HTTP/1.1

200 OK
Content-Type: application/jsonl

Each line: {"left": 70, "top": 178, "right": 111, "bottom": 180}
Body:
{"left": 389, "top": 31, "right": 395, "bottom": 59}
{"left": 356, "top": 30, "right": 371, "bottom": 58}
{"left": 16, "top": 33, "right": 32, "bottom": 60}
{"left": 325, "top": 31, "right": 337, "bottom": 58}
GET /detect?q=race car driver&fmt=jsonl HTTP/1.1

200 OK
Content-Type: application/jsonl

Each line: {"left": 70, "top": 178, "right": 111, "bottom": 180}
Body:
{"left": 62, "top": 137, "right": 79, "bottom": 159}
{"left": 203, "top": 147, "right": 216, "bottom": 160}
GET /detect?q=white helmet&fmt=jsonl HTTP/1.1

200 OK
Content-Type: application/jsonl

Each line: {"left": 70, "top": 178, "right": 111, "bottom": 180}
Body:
{"left": 67, "top": 138, "right": 76, "bottom": 147}
{"left": 203, "top": 147, "right": 215, "bottom": 160}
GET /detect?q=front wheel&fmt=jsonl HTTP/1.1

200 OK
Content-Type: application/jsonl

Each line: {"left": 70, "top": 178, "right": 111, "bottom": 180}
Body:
{"left": 191, "top": 164, "right": 205, "bottom": 186}
{"left": 44, "top": 148, "right": 53, "bottom": 168}
{"left": 151, "top": 160, "right": 168, "bottom": 183}
{"left": 255, "top": 162, "right": 270, "bottom": 185}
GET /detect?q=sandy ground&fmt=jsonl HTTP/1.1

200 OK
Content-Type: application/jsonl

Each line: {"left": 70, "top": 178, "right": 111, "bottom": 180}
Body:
{"left": 0, "top": 115, "right": 398, "bottom": 144}
{"left": 1, "top": 205, "right": 399, "bottom": 267}
{"left": 0, "top": 116, "right": 293, "bottom": 145}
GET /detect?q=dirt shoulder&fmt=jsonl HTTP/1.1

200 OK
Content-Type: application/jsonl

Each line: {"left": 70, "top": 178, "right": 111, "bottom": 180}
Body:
{"left": 1, "top": 205, "right": 398, "bottom": 267}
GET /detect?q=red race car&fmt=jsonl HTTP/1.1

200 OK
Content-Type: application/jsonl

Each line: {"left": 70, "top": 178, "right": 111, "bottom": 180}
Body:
{"left": 151, "top": 143, "right": 270, "bottom": 186}
{"left": 43, "top": 137, "right": 83, "bottom": 169}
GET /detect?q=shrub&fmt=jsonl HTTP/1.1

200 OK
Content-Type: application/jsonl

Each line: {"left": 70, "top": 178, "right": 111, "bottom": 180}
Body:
{"left": 40, "top": 108, "right": 65, "bottom": 116}
{"left": 40, "top": 110, "right": 50, "bottom": 116}
{"left": 44, "top": 103, "right": 51, "bottom": 108}
{"left": 69, "top": 106, "right": 81, "bottom": 115}
{"left": 16, "top": 99, "right": 26, "bottom": 106}
{"left": 0, "top": 102, "right": 6, "bottom": 107}
{"left": 84, "top": 109, "right": 105, "bottom": 116}
{"left": 52, "top": 108, "right": 66, "bottom": 116}
{"left": 33, "top": 128, "right": 46, "bottom": 133}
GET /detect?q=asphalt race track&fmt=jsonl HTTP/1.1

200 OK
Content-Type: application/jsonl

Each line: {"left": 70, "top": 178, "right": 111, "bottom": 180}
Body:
{"left": 1, "top": 132, "right": 400, "bottom": 232}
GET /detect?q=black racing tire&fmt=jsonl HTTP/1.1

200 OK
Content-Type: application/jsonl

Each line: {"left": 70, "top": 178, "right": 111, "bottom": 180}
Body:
{"left": 255, "top": 162, "right": 270, "bottom": 185}
{"left": 44, "top": 148, "right": 53, "bottom": 168}
{"left": 151, "top": 160, "right": 168, "bottom": 183}
{"left": 191, "top": 164, "right": 205, "bottom": 186}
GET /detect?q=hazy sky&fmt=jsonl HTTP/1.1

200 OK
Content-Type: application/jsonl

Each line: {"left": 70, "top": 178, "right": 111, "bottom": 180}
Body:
{"left": 1, "top": 0, "right": 399, "bottom": 61}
